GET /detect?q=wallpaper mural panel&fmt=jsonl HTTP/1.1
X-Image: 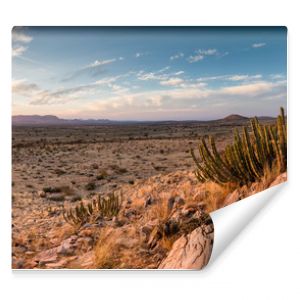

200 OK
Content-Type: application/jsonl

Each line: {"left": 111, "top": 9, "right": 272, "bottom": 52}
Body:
{"left": 12, "top": 26, "right": 287, "bottom": 269}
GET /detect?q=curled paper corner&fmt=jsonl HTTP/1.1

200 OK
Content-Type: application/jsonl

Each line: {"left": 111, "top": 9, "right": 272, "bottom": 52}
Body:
{"left": 157, "top": 177, "right": 288, "bottom": 271}
{"left": 208, "top": 180, "right": 287, "bottom": 266}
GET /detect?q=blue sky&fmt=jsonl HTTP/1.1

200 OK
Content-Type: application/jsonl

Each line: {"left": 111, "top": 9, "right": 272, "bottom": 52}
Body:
{"left": 12, "top": 27, "right": 287, "bottom": 120}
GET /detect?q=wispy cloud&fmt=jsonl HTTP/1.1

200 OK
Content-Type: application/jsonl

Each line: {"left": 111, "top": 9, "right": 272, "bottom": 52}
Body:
{"left": 227, "top": 74, "right": 262, "bottom": 81}
{"left": 12, "top": 27, "right": 33, "bottom": 43}
{"left": 76, "top": 79, "right": 286, "bottom": 120}
{"left": 13, "top": 76, "right": 286, "bottom": 120}
{"left": 62, "top": 57, "right": 122, "bottom": 81}
{"left": 252, "top": 42, "right": 266, "bottom": 48}
{"left": 160, "top": 77, "right": 185, "bottom": 86}
{"left": 135, "top": 52, "right": 149, "bottom": 58}
{"left": 137, "top": 68, "right": 184, "bottom": 83}
{"left": 12, "top": 27, "right": 33, "bottom": 58}
{"left": 170, "top": 52, "right": 184, "bottom": 60}
{"left": 12, "top": 79, "right": 39, "bottom": 95}
{"left": 188, "top": 48, "right": 218, "bottom": 63}
{"left": 270, "top": 74, "right": 285, "bottom": 80}
{"left": 13, "top": 75, "right": 130, "bottom": 105}
{"left": 87, "top": 58, "right": 117, "bottom": 68}
{"left": 221, "top": 81, "right": 274, "bottom": 95}
{"left": 197, "top": 74, "right": 263, "bottom": 82}
{"left": 12, "top": 46, "right": 28, "bottom": 57}
{"left": 188, "top": 54, "right": 204, "bottom": 63}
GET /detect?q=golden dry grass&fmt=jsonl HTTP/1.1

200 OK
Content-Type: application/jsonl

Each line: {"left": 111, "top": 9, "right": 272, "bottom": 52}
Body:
{"left": 94, "top": 228, "right": 117, "bottom": 269}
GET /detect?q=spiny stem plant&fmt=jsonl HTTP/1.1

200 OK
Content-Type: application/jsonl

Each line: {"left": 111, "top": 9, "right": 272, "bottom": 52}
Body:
{"left": 63, "top": 192, "right": 122, "bottom": 228}
{"left": 191, "top": 107, "right": 287, "bottom": 185}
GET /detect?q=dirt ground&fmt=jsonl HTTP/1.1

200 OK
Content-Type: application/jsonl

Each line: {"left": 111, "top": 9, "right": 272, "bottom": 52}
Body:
{"left": 11, "top": 118, "right": 278, "bottom": 269}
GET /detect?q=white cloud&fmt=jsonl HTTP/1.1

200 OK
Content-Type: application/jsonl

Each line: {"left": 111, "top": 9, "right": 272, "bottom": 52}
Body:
{"left": 12, "top": 46, "right": 27, "bottom": 57}
{"left": 200, "top": 49, "right": 217, "bottom": 55}
{"left": 81, "top": 80, "right": 286, "bottom": 119}
{"left": 188, "top": 48, "right": 218, "bottom": 63}
{"left": 160, "top": 78, "right": 184, "bottom": 86}
{"left": 135, "top": 52, "right": 149, "bottom": 58}
{"left": 197, "top": 75, "right": 228, "bottom": 82}
{"left": 197, "top": 74, "right": 262, "bottom": 82}
{"left": 252, "top": 43, "right": 266, "bottom": 48}
{"left": 137, "top": 72, "right": 166, "bottom": 81}
{"left": 12, "top": 79, "right": 39, "bottom": 95}
{"left": 270, "top": 74, "right": 285, "bottom": 80}
{"left": 12, "top": 27, "right": 33, "bottom": 58}
{"left": 63, "top": 57, "right": 122, "bottom": 81}
{"left": 95, "top": 76, "right": 120, "bottom": 85}
{"left": 87, "top": 58, "right": 117, "bottom": 68}
{"left": 227, "top": 74, "right": 262, "bottom": 81}
{"left": 137, "top": 68, "right": 185, "bottom": 83}
{"left": 12, "top": 75, "right": 129, "bottom": 105}
{"left": 157, "top": 66, "right": 170, "bottom": 73}
{"left": 188, "top": 54, "right": 204, "bottom": 63}
{"left": 13, "top": 74, "right": 286, "bottom": 122}
{"left": 220, "top": 81, "right": 274, "bottom": 95}
{"left": 170, "top": 52, "right": 184, "bottom": 60}
{"left": 12, "top": 28, "right": 33, "bottom": 43}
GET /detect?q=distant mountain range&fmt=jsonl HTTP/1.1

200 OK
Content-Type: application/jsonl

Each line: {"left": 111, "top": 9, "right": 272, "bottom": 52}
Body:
{"left": 12, "top": 114, "right": 275, "bottom": 126}
{"left": 12, "top": 115, "right": 111, "bottom": 125}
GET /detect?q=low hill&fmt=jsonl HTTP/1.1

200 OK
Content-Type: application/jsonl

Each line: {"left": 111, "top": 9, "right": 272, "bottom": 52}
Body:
{"left": 12, "top": 115, "right": 111, "bottom": 125}
{"left": 222, "top": 114, "right": 249, "bottom": 121}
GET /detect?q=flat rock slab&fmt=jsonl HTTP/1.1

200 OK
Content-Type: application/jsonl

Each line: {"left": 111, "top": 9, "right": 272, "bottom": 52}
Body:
{"left": 159, "top": 226, "right": 214, "bottom": 270}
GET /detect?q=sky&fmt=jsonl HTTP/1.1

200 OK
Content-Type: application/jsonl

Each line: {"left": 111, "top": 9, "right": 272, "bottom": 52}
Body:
{"left": 12, "top": 27, "right": 287, "bottom": 121}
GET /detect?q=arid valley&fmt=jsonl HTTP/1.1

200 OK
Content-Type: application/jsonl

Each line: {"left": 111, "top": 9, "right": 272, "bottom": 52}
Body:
{"left": 12, "top": 115, "right": 286, "bottom": 269}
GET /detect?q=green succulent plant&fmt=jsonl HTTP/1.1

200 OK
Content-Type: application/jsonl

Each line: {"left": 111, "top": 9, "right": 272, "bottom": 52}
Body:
{"left": 63, "top": 192, "right": 122, "bottom": 228}
{"left": 191, "top": 107, "right": 287, "bottom": 185}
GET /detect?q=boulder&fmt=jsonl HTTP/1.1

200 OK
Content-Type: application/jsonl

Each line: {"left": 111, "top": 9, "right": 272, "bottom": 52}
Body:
{"left": 57, "top": 236, "right": 78, "bottom": 256}
{"left": 34, "top": 247, "right": 59, "bottom": 266}
{"left": 159, "top": 226, "right": 213, "bottom": 269}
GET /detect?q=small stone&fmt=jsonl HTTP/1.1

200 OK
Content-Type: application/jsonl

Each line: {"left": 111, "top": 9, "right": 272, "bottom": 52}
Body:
{"left": 224, "top": 190, "right": 240, "bottom": 206}
{"left": 38, "top": 191, "right": 46, "bottom": 198}
{"left": 145, "top": 195, "right": 155, "bottom": 208}
{"left": 34, "top": 247, "right": 58, "bottom": 265}
{"left": 14, "top": 259, "right": 25, "bottom": 269}
{"left": 48, "top": 193, "right": 65, "bottom": 202}
{"left": 90, "top": 163, "right": 99, "bottom": 169}
{"left": 57, "top": 236, "right": 78, "bottom": 256}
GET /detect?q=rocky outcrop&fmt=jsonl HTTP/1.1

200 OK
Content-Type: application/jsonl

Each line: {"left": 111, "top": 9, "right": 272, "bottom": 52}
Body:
{"left": 159, "top": 226, "right": 213, "bottom": 269}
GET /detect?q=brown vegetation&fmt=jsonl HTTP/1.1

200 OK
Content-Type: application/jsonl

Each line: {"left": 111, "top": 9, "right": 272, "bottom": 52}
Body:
{"left": 12, "top": 115, "right": 286, "bottom": 269}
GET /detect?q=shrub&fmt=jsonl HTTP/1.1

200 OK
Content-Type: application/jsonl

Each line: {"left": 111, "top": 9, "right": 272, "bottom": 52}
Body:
{"left": 96, "top": 170, "right": 108, "bottom": 180}
{"left": 63, "top": 192, "right": 122, "bottom": 227}
{"left": 191, "top": 107, "right": 287, "bottom": 185}
{"left": 43, "top": 186, "right": 62, "bottom": 193}
{"left": 85, "top": 181, "right": 96, "bottom": 191}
